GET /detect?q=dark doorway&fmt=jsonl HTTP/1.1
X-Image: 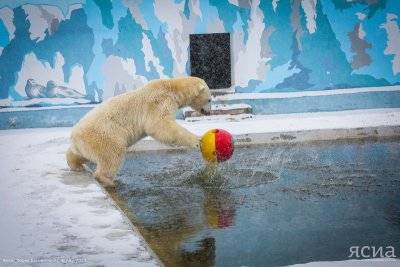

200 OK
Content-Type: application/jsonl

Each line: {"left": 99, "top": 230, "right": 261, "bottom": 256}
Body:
{"left": 189, "top": 33, "right": 231, "bottom": 89}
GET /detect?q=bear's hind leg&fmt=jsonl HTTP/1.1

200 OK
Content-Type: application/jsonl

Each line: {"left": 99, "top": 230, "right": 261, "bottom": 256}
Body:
{"left": 94, "top": 148, "right": 126, "bottom": 188}
{"left": 66, "top": 147, "right": 88, "bottom": 172}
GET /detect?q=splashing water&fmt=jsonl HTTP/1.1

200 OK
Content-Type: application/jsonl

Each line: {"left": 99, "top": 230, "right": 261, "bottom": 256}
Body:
{"left": 119, "top": 144, "right": 295, "bottom": 189}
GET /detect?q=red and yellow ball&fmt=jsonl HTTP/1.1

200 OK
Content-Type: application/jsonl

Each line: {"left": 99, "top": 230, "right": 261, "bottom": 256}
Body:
{"left": 200, "top": 129, "right": 234, "bottom": 163}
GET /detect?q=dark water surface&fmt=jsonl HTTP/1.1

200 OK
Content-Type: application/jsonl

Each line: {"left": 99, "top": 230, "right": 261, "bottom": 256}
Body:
{"left": 108, "top": 139, "right": 400, "bottom": 267}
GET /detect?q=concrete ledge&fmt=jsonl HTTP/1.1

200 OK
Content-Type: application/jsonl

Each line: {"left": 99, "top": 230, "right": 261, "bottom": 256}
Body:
{"left": 0, "top": 106, "right": 94, "bottom": 130}
{"left": 183, "top": 103, "right": 253, "bottom": 117}
{"left": 215, "top": 90, "right": 400, "bottom": 115}
{"left": 128, "top": 126, "right": 400, "bottom": 152}
{"left": 233, "top": 126, "right": 400, "bottom": 145}
{"left": 128, "top": 108, "right": 400, "bottom": 152}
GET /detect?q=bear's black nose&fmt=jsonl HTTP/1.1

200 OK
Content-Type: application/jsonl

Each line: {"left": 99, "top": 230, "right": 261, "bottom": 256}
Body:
{"left": 201, "top": 108, "right": 210, "bottom": 115}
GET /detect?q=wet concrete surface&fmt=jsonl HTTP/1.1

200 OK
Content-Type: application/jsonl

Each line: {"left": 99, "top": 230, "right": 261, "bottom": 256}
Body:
{"left": 108, "top": 139, "right": 400, "bottom": 267}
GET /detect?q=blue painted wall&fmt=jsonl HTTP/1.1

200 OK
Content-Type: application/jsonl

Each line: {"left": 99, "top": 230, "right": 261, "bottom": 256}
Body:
{"left": 0, "top": 0, "right": 399, "bottom": 116}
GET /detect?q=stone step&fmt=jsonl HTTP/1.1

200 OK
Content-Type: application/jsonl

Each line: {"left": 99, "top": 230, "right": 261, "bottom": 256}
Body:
{"left": 185, "top": 113, "right": 255, "bottom": 123}
{"left": 183, "top": 103, "right": 253, "bottom": 118}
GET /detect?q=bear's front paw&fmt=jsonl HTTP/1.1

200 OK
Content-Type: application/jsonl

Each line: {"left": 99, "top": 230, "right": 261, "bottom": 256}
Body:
{"left": 192, "top": 136, "right": 201, "bottom": 149}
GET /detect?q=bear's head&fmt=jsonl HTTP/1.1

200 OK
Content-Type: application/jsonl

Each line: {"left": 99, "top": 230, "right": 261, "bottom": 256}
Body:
{"left": 190, "top": 80, "right": 212, "bottom": 115}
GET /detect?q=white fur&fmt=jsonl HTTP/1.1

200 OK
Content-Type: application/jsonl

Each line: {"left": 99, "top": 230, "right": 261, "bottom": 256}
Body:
{"left": 66, "top": 77, "right": 211, "bottom": 187}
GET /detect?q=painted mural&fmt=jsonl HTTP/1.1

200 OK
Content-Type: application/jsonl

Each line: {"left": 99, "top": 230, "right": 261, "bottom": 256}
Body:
{"left": 0, "top": 0, "right": 399, "bottom": 108}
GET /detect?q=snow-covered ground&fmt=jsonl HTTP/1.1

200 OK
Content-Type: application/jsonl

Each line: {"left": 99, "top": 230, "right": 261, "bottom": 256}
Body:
{"left": 131, "top": 108, "right": 400, "bottom": 151}
{"left": 0, "top": 108, "right": 399, "bottom": 266}
{"left": 0, "top": 129, "right": 160, "bottom": 266}
{"left": 179, "top": 108, "right": 400, "bottom": 134}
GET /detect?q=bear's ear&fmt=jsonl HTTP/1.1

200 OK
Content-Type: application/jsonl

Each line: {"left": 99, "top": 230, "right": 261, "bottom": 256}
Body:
{"left": 198, "top": 84, "right": 206, "bottom": 92}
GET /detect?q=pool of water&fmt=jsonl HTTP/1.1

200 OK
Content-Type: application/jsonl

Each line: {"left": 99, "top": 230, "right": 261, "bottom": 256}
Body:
{"left": 108, "top": 139, "right": 400, "bottom": 267}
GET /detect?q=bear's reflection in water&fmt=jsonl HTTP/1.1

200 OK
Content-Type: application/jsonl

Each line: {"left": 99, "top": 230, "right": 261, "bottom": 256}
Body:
{"left": 108, "top": 165, "right": 241, "bottom": 267}
{"left": 107, "top": 147, "right": 280, "bottom": 267}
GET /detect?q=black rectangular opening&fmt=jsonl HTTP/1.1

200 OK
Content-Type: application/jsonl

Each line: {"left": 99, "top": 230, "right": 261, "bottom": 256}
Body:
{"left": 189, "top": 33, "right": 231, "bottom": 89}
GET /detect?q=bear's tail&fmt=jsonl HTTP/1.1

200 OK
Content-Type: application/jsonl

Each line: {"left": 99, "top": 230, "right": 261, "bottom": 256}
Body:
{"left": 66, "top": 146, "right": 88, "bottom": 172}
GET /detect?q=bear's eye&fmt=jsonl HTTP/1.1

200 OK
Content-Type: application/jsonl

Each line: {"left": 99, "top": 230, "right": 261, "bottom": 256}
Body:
{"left": 208, "top": 99, "right": 211, "bottom": 102}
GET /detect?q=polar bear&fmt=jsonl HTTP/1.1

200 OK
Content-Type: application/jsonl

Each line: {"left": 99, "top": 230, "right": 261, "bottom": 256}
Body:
{"left": 66, "top": 77, "right": 212, "bottom": 187}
